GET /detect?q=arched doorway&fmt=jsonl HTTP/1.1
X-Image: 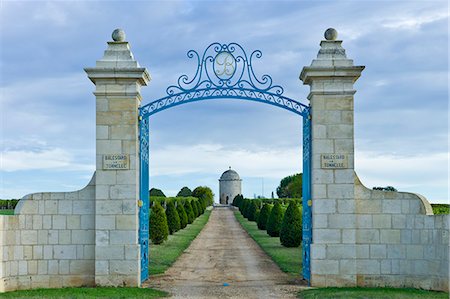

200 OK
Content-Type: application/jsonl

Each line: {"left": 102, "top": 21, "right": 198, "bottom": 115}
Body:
{"left": 138, "top": 43, "right": 312, "bottom": 283}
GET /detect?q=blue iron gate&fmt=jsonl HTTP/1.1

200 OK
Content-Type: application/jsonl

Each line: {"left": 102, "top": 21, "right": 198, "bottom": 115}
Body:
{"left": 138, "top": 116, "right": 149, "bottom": 282}
{"left": 302, "top": 111, "right": 312, "bottom": 284}
{"left": 138, "top": 42, "right": 312, "bottom": 284}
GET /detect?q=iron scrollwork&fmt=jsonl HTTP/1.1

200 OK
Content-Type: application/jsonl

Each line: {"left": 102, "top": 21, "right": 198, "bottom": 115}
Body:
{"left": 139, "top": 42, "right": 309, "bottom": 118}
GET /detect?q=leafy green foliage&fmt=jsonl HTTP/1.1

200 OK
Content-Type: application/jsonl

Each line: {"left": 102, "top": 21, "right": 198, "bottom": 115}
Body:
{"left": 149, "top": 188, "right": 166, "bottom": 197}
{"left": 267, "top": 202, "right": 283, "bottom": 237}
{"left": 165, "top": 201, "right": 180, "bottom": 235}
{"left": 184, "top": 201, "right": 195, "bottom": 224}
{"left": 176, "top": 203, "right": 188, "bottom": 229}
{"left": 247, "top": 200, "right": 259, "bottom": 222}
{"left": 257, "top": 204, "right": 272, "bottom": 230}
{"left": 0, "top": 199, "right": 19, "bottom": 210}
{"left": 176, "top": 186, "right": 192, "bottom": 197}
{"left": 191, "top": 199, "right": 199, "bottom": 218}
{"left": 232, "top": 194, "right": 244, "bottom": 207}
{"left": 276, "top": 173, "right": 302, "bottom": 198}
{"left": 280, "top": 202, "right": 302, "bottom": 247}
{"left": 150, "top": 202, "right": 169, "bottom": 244}
{"left": 192, "top": 186, "right": 214, "bottom": 207}
{"left": 373, "top": 186, "right": 398, "bottom": 191}
{"left": 0, "top": 287, "right": 168, "bottom": 298}
{"left": 432, "top": 204, "right": 450, "bottom": 215}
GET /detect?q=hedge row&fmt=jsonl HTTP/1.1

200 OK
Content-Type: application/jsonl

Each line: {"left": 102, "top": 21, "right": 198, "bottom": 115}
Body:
{"left": 149, "top": 197, "right": 210, "bottom": 245}
{"left": 233, "top": 195, "right": 302, "bottom": 247}
{"left": 0, "top": 199, "right": 19, "bottom": 210}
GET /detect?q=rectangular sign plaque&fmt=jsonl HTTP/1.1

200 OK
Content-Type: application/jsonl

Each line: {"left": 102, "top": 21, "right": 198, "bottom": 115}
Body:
{"left": 321, "top": 154, "right": 348, "bottom": 169}
{"left": 103, "top": 154, "right": 129, "bottom": 170}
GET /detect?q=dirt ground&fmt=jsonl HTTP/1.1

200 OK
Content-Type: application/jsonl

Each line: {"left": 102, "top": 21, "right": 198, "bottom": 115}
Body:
{"left": 144, "top": 207, "right": 304, "bottom": 298}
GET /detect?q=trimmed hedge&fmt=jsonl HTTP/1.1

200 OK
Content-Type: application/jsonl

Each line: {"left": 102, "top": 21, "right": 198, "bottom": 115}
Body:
{"left": 280, "top": 202, "right": 302, "bottom": 247}
{"left": 247, "top": 201, "right": 259, "bottom": 222}
{"left": 176, "top": 203, "right": 188, "bottom": 229}
{"left": 184, "top": 201, "right": 195, "bottom": 224}
{"left": 165, "top": 201, "right": 181, "bottom": 235}
{"left": 150, "top": 202, "right": 169, "bottom": 244}
{"left": 257, "top": 204, "right": 272, "bottom": 230}
{"left": 267, "top": 202, "right": 283, "bottom": 237}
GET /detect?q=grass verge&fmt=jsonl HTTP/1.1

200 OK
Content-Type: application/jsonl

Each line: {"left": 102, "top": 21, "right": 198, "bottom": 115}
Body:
{"left": 298, "top": 287, "right": 448, "bottom": 299}
{"left": 150, "top": 208, "right": 211, "bottom": 275}
{"left": 234, "top": 211, "right": 301, "bottom": 277}
{"left": 1, "top": 287, "right": 168, "bottom": 298}
{"left": 0, "top": 209, "right": 14, "bottom": 215}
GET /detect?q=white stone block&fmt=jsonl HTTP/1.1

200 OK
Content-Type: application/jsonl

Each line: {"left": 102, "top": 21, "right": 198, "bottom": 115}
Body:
{"left": 357, "top": 260, "right": 380, "bottom": 275}
{"left": 96, "top": 230, "right": 109, "bottom": 245}
{"left": 356, "top": 200, "right": 382, "bottom": 213}
{"left": 356, "top": 244, "right": 369, "bottom": 258}
{"left": 334, "top": 170, "right": 354, "bottom": 184}
{"left": 73, "top": 201, "right": 95, "bottom": 215}
{"left": 97, "top": 140, "right": 122, "bottom": 154}
{"left": 312, "top": 184, "right": 327, "bottom": 199}
{"left": 67, "top": 215, "right": 81, "bottom": 229}
{"left": 97, "top": 125, "right": 109, "bottom": 140}
{"left": 95, "top": 245, "right": 124, "bottom": 260}
{"left": 96, "top": 170, "right": 117, "bottom": 185}
{"left": 380, "top": 230, "right": 400, "bottom": 243}
{"left": 328, "top": 214, "right": 355, "bottom": 228}
{"left": 356, "top": 229, "right": 379, "bottom": 243}
{"left": 311, "top": 244, "right": 326, "bottom": 259}
{"left": 314, "top": 229, "right": 341, "bottom": 243}
{"left": 116, "top": 215, "right": 136, "bottom": 230}
{"left": 387, "top": 244, "right": 406, "bottom": 259}
{"left": 313, "top": 214, "right": 328, "bottom": 228}
{"left": 311, "top": 259, "right": 339, "bottom": 275}
{"left": 18, "top": 260, "right": 27, "bottom": 275}
{"left": 97, "top": 200, "right": 122, "bottom": 215}
{"left": 314, "top": 199, "right": 336, "bottom": 214}
{"left": 337, "top": 200, "right": 355, "bottom": 213}
{"left": 23, "top": 245, "right": 32, "bottom": 259}
{"left": 312, "top": 125, "right": 327, "bottom": 139}
{"left": 38, "top": 230, "right": 48, "bottom": 244}
{"left": 59, "top": 230, "right": 71, "bottom": 244}
{"left": 392, "top": 215, "right": 406, "bottom": 229}
{"left": 406, "top": 245, "right": 424, "bottom": 259}
{"left": 53, "top": 245, "right": 77, "bottom": 259}
{"left": 110, "top": 185, "right": 137, "bottom": 200}
{"left": 48, "top": 230, "right": 59, "bottom": 244}
{"left": 124, "top": 245, "right": 139, "bottom": 260}
{"left": 43, "top": 215, "right": 52, "bottom": 229}
{"left": 122, "top": 200, "right": 137, "bottom": 214}
{"left": 81, "top": 215, "right": 95, "bottom": 229}
{"left": 326, "top": 244, "right": 355, "bottom": 259}
{"left": 21, "top": 230, "right": 38, "bottom": 245}
{"left": 334, "top": 139, "right": 353, "bottom": 153}
{"left": 313, "top": 139, "right": 334, "bottom": 153}
{"left": 328, "top": 184, "right": 353, "bottom": 199}
{"left": 339, "top": 259, "right": 356, "bottom": 275}
{"left": 52, "top": 215, "right": 66, "bottom": 229}
{"left": 44, "top": 201, "right": 58, "bottom": 214}
{"left": 110, "top": 260, "right": 138, "bottom": 275}
{"left": 373, "top": 214, "right": 392, "bottom": 228}
{"left": 401, "top": 230, "right": 412, "bottom": 244}
{"left": 312, "top": 169, "right": 334, "bottom": 184}
{"left": 84, "top": 245, "right": 95, "bottom": 259}
{"left": 44, "top": 245, "right": 53, "bottom": 260}
{"left": 356, "top": 214, "right": 372, "bottom": 228}
{"left": 342, "top": 229, "right": 356, "bottom": 243}
{"left": 327, "top": 124, "right": 353, "bottom": 139}
{"left": 48, "top": 260, "right": 59, "bottom": 274}
{"left": 70, "top": 260, "right": 94, "bottom": 274}
{"left": 370, "top": 244, "right": 386, "bottom": 258}
{"left": 58, "top": 201, "right": 72, "bottom": 214}
{"left": 110, "top": 230, "right": 136, "bottom": 245}
{"left": 96, "top": 215, "right": 116, "bottom": 229}
{"left": 32, "top": 215, "right": 43, "bottom": 230}
{"left": 382, "top": 200, "right": 402, "bottom": 214}
{"left": 95, "top": 260, "right": 109, "bottom": 275}
{"left": 59, "top": 260, "right": 70, "bottom": 274}
{"left": 72, "top": 230, "right": 94, "bottom": 245}
{"left": 38, "top": 260, "right": 47, "bottom": 274}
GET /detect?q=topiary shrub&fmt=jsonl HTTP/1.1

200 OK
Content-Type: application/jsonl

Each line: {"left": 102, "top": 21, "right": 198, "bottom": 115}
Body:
{"left": 257, "top": 204, "right": 272, "bottom": 230}
{"left": 184, "top": 201, "right": 195, "bottom": 224}
{"left": 241, "top": 199, "right": 249, "bottom": 216}
{"left": 176, "top": 202, "right": 188, "bottom": 229}
{"left": 196, "top": 200, "right": 204, "bottom": 215}
{"left": 165, "top": 201, "right": 181, "bottom": 235}
{"left": 176, "top": 186, "right": 192, "bottom": 197}
{"left": 191, "top": 200, "right": 199, "bottom": 218}
{"left": 247, "top": 201, "right": 258, "bottom": 222}
{"left": 150, "top": 202, "right": 169, "bottom": 244}
{"left": 280, "top": 202, "right": 302, "bottom": 247}
{"left": 254, "top": 209, "right": 260, "bottom": 223}
{"left": 267, "top": 202, "right": 283, "bottom": 237}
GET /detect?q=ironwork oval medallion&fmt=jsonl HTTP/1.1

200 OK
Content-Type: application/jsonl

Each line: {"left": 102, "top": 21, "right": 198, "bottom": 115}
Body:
{"left": 213, "top": 51, "right": 236, "bottom": 80}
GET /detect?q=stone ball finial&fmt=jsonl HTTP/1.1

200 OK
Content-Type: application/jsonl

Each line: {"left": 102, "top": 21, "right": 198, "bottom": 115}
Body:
{"left": 112, "top": 28, "right": 126, "bottom": 42}
{"left": 324, "top": 28, "right": 338, "bottom": 41}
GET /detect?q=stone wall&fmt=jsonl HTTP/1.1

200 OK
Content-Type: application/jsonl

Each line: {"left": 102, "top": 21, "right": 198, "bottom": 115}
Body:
{"left": 354, "top": 175, "right": 449, "bottom": 291}
{"left": 0, "top": 174, "right": 96, "bottom": 292}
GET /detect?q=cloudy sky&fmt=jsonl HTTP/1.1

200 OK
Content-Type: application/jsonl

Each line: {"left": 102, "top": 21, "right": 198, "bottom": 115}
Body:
{"left": 0, "top": 1, "right": 448, "bottom": 204}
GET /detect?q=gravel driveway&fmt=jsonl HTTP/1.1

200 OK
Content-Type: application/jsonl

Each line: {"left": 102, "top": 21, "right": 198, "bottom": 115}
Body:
{"left": 144, "top": 207, "right": 304, "bottom": 298}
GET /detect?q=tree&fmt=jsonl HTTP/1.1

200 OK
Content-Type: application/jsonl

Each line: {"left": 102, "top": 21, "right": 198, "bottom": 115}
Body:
{"left": 191, "top": 200, "right": 199, "bottom": 218}
{"left": 257, "top": 204, "right": 272, "bottom": 230}
{"left": 176, "top": 187, "right": 192, "bottom": 197}
{"left": 192, "top": 186, "right": 214, "bottom": 207}
{"left": 280, "top": 202, "right": 302, "bottom": 247}
{"left": 176, "top": 203, "right": 188, "bottom": 229}
{"left": 247, "top": 201, "right": 259, "bottom": 222}
{"left": 276, "top": 173, "right": 302, "bottom": 198}
{"left": 232, "top": 194, "right": 244, "bottom": 207}
{"left": 150, "top": 202, "right": 169, "bottom": 244}
{"left": 165, "top": 201, "right": 181, "bottom": 235}
{"left": 184, "top": 201, "right": 195, "bottom": 224}
{"left": 267, "top": 202, "right": 283, "bottom": 237}
{"left": 149, "top": 188, "right": 166, "bottom": 197}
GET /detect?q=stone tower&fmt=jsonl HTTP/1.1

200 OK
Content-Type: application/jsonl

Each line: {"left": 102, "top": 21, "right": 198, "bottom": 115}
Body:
{"left": 219, "top": 167, "right": 242, "bottom": 205}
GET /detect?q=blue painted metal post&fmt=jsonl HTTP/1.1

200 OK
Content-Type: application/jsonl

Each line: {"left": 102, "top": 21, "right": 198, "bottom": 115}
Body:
{"left": 302, "top": 109, "right": 312, "bottom": 284}
{"left": 139, "top": 115, "right": 150, "bottom": 282}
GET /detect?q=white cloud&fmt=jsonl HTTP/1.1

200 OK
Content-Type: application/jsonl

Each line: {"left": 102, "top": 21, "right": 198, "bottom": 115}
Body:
{"left": 1, "top": 147, "right": 94, "bottom": 172}
{"left": 149, "top": 143, "right": 302, "bottom": 178}
{"left": 382, "top": 11, "right": 448, "bottom": 30}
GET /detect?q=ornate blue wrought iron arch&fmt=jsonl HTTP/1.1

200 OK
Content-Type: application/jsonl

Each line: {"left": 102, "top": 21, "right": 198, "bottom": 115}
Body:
{"left": 138, "top": 42, "right": 312, "bottom": 285}
{"left": 139, "top": 42, "right": 310, "bottom": 118}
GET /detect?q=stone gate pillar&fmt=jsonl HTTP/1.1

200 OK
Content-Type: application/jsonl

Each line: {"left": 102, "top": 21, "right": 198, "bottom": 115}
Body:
{"left": 300, "top": 29, "right": 364, "bottom": 286}
{"left": 85, "top": 29, "right": 150, "bottom": 286}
